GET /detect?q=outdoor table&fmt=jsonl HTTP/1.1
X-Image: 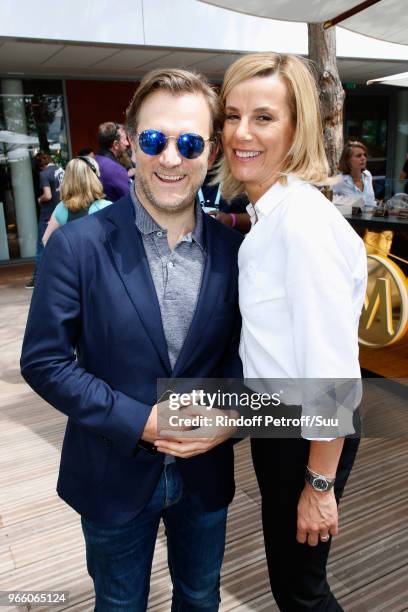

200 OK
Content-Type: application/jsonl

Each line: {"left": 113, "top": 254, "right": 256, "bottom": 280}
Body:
{"left": 344, "top": 213, "right": 408, "bottom": 233}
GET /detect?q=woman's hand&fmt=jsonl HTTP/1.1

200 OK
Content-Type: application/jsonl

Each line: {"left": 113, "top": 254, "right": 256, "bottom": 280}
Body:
{"left": 208, "top": 211, "right": 252, "bottom": 233}
{"left": 296, "top": 484, "right": 338, "bottom": 546}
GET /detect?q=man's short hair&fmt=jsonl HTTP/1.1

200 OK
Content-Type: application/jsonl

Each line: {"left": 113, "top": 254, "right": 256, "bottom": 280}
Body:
{"left": 125, "top": 68, "right": 222, "bottom": 142}
{"left": 34, "top": 151, "right": 53, "bottom": 170}
{"left": 98, "top": 122, "right": 122, "bottom": 150}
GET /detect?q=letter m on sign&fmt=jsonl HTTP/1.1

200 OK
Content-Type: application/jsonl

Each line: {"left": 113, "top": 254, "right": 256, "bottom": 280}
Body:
{"left": 361, "top": 277, "right": 394, "bottom": 337}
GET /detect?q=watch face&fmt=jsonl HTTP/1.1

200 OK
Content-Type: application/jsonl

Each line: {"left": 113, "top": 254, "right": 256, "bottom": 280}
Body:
{"left": 314, "top": 478, "right": 328, "bottom": 491}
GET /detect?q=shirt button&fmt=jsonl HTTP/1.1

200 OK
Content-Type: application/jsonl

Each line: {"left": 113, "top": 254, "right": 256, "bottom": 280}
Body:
{"left": 157, "top": 231, "right": 163, "bottom": 237}
{"left": 168, "top": 261, "right": 174, "bottom": 268}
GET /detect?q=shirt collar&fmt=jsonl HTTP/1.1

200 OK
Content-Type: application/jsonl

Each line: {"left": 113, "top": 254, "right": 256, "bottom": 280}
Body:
{"left": 253, "top": 175, "right": 304, "bottom": 220}
{"left": 130, "top": 186, "right": 205, "bottom": 249}
{"left": 346, "top": 170, "right": 369, "bottom": 183}
{"left": 97, "top": 148, "right": 116, "bottom": 162}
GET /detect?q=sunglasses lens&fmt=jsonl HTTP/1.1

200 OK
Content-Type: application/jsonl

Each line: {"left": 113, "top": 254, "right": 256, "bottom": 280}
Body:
{"left": 178, "top": 133, "right": 205, "bottom": 159}
{"left": 139, "top": 130, "right": 166, "bottom": 156}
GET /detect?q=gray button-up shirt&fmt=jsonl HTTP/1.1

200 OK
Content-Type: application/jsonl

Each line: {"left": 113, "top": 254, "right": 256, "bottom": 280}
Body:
{"left": 130, "top": 188, "right": 206, "bottom": 370}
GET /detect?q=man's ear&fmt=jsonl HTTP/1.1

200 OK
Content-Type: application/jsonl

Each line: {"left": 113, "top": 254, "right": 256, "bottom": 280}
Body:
{"left": 129, "top": 138, "right": 138, "bottom": 161}
{"left": 207, "top": 141, "right": 220, "bottom": 170}
{"left": 129, "top": 140, "right": 138, "bottom": 166}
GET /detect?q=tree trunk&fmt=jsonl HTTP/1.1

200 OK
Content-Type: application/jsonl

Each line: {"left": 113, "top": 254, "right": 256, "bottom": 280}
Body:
{"left": 308, "top": 23, "right": 344, "bottom": 176}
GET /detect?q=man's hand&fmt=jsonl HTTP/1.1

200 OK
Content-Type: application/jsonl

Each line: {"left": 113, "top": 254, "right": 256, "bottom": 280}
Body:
{"left": 154, "top": 401, "right": 236, "bottom": 458}
{"left": 296, "top": 484, "right": 338, "bottom": 546}
{"left": 154, "top": 433, "right": 230, "bottom": 458}
{"left": 141, "top": 395, "right": 197, "bottom": 444}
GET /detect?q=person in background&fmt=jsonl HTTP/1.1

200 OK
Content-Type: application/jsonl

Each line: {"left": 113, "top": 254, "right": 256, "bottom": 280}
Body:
{"left": 77, "top": 146, "right": 95, "bottom": 158}
{"left": 218, "top": 52, "right": 367, "bottom": 611}
{"left": 399, "top": 152, "right": 408, "bottom": 194}
{"left": 211, "top": 194, "right": 251, "bottom": 233}
{"left": 25, "top": 152, "right": 64, "bottom": 289}
{"left": 199, "top": 173, "right": 251, "bottom": 233}
{"left": 333, "top": 140, "right": 376, "bottom": 209}
{"left": 42, "top": 156, "right": 111, "bottom": 245}
{"left": 95, "top": 121, "right": 130, "bottom": 201}
{"left": 117, "top": 148, "right": 137, "bottom": 180}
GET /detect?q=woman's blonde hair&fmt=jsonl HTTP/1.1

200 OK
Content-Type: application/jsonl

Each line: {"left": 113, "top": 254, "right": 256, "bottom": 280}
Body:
{"left": 60, "top": 157, "right": 104, "bottom": 212}
{"left": 216, "top": 52, "right": 330, "bottom": 200}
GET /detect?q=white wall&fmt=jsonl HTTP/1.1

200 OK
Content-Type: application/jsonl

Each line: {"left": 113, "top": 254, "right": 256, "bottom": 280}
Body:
{"left": 0, "top": 0, "right": 145, "bottom": 46}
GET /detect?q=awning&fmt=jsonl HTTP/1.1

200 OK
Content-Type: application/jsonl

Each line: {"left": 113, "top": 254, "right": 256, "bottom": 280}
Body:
{"left": 199, "top": 1, "right": 407, "bottom": 46}
{"left": 367, "top": 71, "right": 408, "bottom": 86}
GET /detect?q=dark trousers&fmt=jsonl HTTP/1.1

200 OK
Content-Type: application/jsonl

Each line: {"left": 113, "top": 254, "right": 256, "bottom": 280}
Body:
{"left": 251, "top": 437, "right": 359, "bottom": 612}
{"left": 81, "top": 462, "right": 227, "bottom": 611}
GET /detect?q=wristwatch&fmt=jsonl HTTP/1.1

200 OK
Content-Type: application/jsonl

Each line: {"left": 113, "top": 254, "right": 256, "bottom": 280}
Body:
{"left": 305, "top": 467, "right": 335, "bottom": 492}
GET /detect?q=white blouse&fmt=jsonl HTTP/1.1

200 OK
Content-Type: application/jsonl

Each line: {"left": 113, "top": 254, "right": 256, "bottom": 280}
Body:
{"left": 239, "top": 176, "right": 367, "bottom": 385}
{"left": 332, "top": 169, "right": 376, "bottom": 209}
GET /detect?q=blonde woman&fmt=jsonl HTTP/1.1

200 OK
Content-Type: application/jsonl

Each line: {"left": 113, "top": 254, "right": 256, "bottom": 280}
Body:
{"left": 217, "top": 52, "right": 367, "bottom": 611}
{"left": 42, "top": 156, "right": 112, "bottom": 245}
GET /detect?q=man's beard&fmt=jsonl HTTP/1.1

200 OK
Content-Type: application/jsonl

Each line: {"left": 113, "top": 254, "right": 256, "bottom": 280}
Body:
{"left": 135, "top": 170, "right": 203, "bottom": 215}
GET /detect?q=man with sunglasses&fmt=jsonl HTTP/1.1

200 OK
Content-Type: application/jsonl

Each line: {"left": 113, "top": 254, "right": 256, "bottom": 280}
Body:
{"left": 95, "top": 121, "right": 130, "bottom": 201}
{"left": 21, "top": 69, "right": 242, "bottom": 611}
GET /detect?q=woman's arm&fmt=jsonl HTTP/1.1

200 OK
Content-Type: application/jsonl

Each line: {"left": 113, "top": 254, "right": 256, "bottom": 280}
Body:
{"left": 284, "top": 195, "right": 366, "bottom": 545}
{"left": 296, "top": 438, "right": 344, "bottom": 546}
{"left": 38, "top": 185, "right": 52, "bottom": 204}
{"left": 42, "top": 215, "right": 61, "bottom": 245}
{"left": 209, "top": 211, "right": 252, "bottom": 233}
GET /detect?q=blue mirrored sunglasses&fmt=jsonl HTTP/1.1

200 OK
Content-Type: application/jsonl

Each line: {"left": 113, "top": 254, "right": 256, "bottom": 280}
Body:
{"left": 137, "top": 129, "right": 212, "bottom": 159}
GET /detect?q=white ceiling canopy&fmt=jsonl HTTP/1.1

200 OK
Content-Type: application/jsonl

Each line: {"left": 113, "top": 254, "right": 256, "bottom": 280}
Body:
{"left": 199, "top": 0, "right": 407, "bottom": 46}
{"left": 367, "top": 71, "right": 408, "bottom": 86}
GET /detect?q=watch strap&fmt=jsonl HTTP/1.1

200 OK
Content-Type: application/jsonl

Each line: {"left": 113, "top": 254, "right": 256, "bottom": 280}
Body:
{"left": 305, "top": 466, "right": 335, "bottom": 492}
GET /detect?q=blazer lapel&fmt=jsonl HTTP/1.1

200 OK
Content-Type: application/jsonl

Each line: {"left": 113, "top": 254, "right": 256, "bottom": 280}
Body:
{"left": 104, "top": 196, "right": 172, "bottom": 373}
{"left": 172, "top": 215, "right": 226, "bottom": 377}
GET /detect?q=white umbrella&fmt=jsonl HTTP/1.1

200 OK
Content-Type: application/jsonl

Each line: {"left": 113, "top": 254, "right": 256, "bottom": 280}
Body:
{"left": 199, "top": 0, "right": 407, "bottom": 46}
{"left": 0, "top": 130, "right": 39, "bottom": 146}
{"left": 367, "top": 71, "right": 408, "bottom": 86}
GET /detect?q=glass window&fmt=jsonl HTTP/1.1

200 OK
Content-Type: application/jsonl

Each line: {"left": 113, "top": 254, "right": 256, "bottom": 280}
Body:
{"left": 0, "top": 79, "right": 68, "bottom": 261}
{"left": 344, "top": 94, "right": 388, "bottom": 177}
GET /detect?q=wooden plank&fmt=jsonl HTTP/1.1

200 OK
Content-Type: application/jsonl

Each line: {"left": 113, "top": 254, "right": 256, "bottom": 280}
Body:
{"left": 331, "top": 529, "right": 408, "bottom": 593}
{"left": 330, "top": 497, "right": 408, "bottom": 561}
{"left": 338, "top": 565, "right": 408, "bottom": 611}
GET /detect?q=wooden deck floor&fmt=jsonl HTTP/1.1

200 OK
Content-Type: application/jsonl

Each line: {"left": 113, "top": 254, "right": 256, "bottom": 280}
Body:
{"left": 1, "top": 266, "right": 408, "bottom": 611}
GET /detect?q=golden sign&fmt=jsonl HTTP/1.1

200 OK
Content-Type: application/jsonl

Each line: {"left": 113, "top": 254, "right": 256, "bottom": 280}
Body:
{"left": 359, "top": 254, "right": 408, "bottom": 348}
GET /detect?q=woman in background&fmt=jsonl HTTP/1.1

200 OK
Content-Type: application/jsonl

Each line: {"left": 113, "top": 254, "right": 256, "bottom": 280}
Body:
{"left": 42, "top": 156, "right": 111, "bottom": 245}
{"left": 217, "top": 52, "right": 367, "bottom": 611}
{"left": 333, "top": 140, "right": 376, "bottom": 209}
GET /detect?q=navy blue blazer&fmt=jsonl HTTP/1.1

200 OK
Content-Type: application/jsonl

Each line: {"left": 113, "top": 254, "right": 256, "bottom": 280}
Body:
{"left": 21, "top": 194, "right": 243, "bottom": 525}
